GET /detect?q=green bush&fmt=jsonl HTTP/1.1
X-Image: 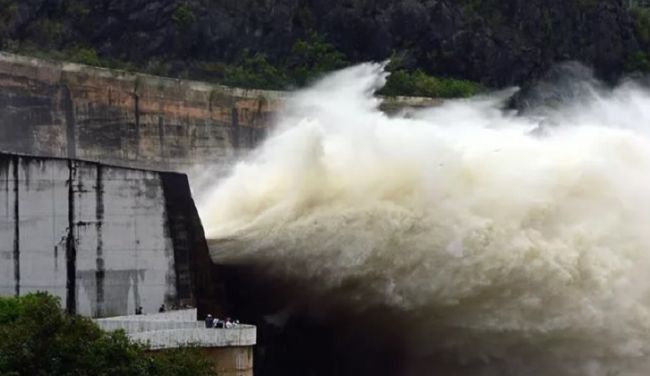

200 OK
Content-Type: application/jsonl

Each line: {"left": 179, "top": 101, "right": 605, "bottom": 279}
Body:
{"left": 223, "top": 52, "right": 289, "bottom": 89}
{"left": 631, "top": 4, "right": 650, "bottom": 56}
{"left": 1, "top": 22, "right": 481, "bottom": 98}
{"left": 626, "top": 4, "right": 650, "bottom": 72}
{"left": 381, "top": 69, "right": 483, "bottom": 98}
{"left": 287, "top": 32, "right": 349, "bottom": 85}
{"left": 67, "top": 47, "right": 102, "bottom": 66}
{"left": 221, "top": 33, "right": 348, "bottom": 89}
{"left": 631, "top": 5, "right": 650, "bottom": 44}
{"left": 0, "top": 294, "right": 20, "bottom": 324}
{"left": 0, "top": 293, "right": 213, "bottom": 376}
{"left": 173, "top": 3, "right": 196, "bottom": 30}
{"left": 626, "top": 51, "right": 650, "bottom": 72}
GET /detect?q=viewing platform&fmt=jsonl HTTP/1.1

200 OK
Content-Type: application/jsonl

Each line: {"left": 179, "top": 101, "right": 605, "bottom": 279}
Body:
{"left": 96, "top": 309, "right": 256, "bottom": 376}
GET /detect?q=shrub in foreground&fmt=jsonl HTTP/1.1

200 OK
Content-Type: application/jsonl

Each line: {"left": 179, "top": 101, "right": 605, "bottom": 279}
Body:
{"left": 0, "top": 292, "right": 213, "bottom": 376}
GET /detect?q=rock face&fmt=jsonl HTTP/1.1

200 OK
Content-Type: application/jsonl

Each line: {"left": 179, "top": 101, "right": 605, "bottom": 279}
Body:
{"left": 0, "top": 151, "right": 221, "bottom": 318}
{"left": 287, "top": 0, "right": 639, "bottom": 85}
{"left": 0, "top": 0, "right": 641, "bottom": 86}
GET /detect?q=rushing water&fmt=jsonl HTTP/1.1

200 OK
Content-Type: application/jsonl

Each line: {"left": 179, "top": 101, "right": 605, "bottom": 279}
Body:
{"left": 199, "top": 63, "right": 650, "bottom": 375}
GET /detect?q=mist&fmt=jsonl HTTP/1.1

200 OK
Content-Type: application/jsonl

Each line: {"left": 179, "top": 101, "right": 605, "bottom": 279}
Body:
{"left": 199, "top": 63, "right": 650, "bottom": 375}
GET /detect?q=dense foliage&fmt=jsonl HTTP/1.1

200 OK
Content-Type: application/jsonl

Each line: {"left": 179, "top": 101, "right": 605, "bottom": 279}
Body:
{"left": 628, "top": 4, "right": 650, "bottom": 71}
{"left": 0, "top": 0, "right": 648, "bottom": 94}
{"left": 381, "top": 69, "right": 482, "bottom": 98}
{"left": 0, "top": 293, "right": 213, "bottom": 376}
{"left": 4, "top": 23, "right": 479, "bottom": 98}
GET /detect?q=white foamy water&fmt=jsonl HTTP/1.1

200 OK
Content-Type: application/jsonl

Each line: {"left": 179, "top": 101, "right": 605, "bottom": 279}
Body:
{"left": 199, "top": 63, "right": 650, "bottom": 375}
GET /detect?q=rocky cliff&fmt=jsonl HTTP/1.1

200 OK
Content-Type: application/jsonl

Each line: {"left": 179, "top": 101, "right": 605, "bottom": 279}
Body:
{"left": 0, "top": 0, "right": 643, "bottom": 87}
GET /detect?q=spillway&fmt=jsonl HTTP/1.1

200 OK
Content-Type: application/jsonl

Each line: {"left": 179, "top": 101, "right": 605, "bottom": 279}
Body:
{"left": 202, "top": 63, "right": 650, "bottom": 375}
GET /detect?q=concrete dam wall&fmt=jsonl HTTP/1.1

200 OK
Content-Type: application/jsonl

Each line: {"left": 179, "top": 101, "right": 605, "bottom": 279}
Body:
{"left": 0, "top": 52, "right": 441, "bottom": 375}
{"left": 0, "top": 52, "right": 283, "bottom": 173}
{"left": 0, "top": 152, "right": 219, "bottom": 317}
{"left": 0, "top": 52, "right": 439, "bottom": 175}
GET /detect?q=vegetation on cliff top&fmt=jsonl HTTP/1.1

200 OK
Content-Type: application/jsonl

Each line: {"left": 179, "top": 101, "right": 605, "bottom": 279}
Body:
{"left": 0, "top": 293, "right": 213, "bottom": 376}
{"left": 0, "top": 0, "right": 648, "bottom": 95}
{"left": 3, "top": 24, "right": 483, "bottom": 98}
{"left": 205, "top": 34, "right": 482, "bottom": 98}
{"left": 628, "top": 4, "right": 650, "bottom": 71}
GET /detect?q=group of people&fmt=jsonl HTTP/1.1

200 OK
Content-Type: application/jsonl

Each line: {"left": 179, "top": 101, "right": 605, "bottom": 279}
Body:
{"left": 204, "top": 314, "right": 240, "bottom": 329}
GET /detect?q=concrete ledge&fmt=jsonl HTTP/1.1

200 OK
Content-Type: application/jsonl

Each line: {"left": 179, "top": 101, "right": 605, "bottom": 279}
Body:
{"left": 95, "top": 309, "right": 256, "bottom": 350}
{"left": 95, "top": 319, "right": 204, "bottom": 333}
{"left": 130, "top": 326, "right": 257, "bottom": 350}
{"left": 0, "top": 51, "right": 286, "bottom": 101}
{"left": 98, "top": 309, "right": 198, "bottom": 322}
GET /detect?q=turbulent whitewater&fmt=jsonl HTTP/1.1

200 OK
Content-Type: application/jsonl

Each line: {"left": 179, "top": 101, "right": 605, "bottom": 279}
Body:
{"left": 199, "top": 63, "right": 650, "bottom": 375}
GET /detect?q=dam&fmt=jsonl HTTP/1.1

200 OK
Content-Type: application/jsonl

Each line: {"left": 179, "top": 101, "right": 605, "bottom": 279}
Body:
{"left": 0, "top": 151, "right": 219, "bottom": 317}
{"left": 200, "top": 62, "right": 650, "bottom": 375}
{"left": 0, "top": 51, "right": 291, "bottom": 317}
{"left": 0, "top": 52, "right": 269, "bottom": 375}
{"left": 0, "top": 51, "right": 438, "bottom": 174}
{"left": 0, "top": 52, "right": 455, "bottom": 376}
{"left": 0, "top": 51, "right": 280, "bottom": 174}
{"left": 6, "top": 51, "right": 650, "bottom": 375}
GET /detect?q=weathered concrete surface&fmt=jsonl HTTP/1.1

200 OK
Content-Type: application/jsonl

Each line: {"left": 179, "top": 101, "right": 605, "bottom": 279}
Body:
{"left": 0, "top": 52, "right": 444, "bottom": 375}
{"left": 100, "top": 307, "right": 199, "bottom": 322}
{"left": 97, "top": 308, "right": 205, "bottom": 333}
{"left": 202, "top": 347, "right": 255, "bottom": 376}
{"left": 0, "top": 52, "right": 282, "bottom": 173}
{"left": 130, "top": 327, "right": 256, "bottom": 349}
{"left": 97, "top": 319, "right": 203, "bottom": 332}
{"left": 0, "top": 152, "right": 221, "bottom": 317}
{"left": 96, "top": 309, "right": 256, "bottom": 348}
{"left": 0, "top": 52, "right": 440, "bottom": 176}
{"left": 96, "top": 309, "right": 256, "bottom": 376}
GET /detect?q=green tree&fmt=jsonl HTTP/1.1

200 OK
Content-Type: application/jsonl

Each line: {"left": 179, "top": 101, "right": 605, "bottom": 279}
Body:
{"left": 382, "top": 69, "right": 482, "bottom": 98}
{"left": 173, "top": 3, "right": 196, "bottom": 30}
{"left": 223, "top": 51, "right": 289, "bottom": 89}
{"left": 0, "top": 293, "right": 213, "bottom": 376}
{"left": 287, "top": 32, "right": 349, "bottom": 85}
{"left": 627, "top": 5, "right": 650, "bottom": 72}
{"left": 631, "top": 5, "right": 650, "bottom": 45}
{"left": 68, "top": 47, "right": 102, "bottom": 66}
